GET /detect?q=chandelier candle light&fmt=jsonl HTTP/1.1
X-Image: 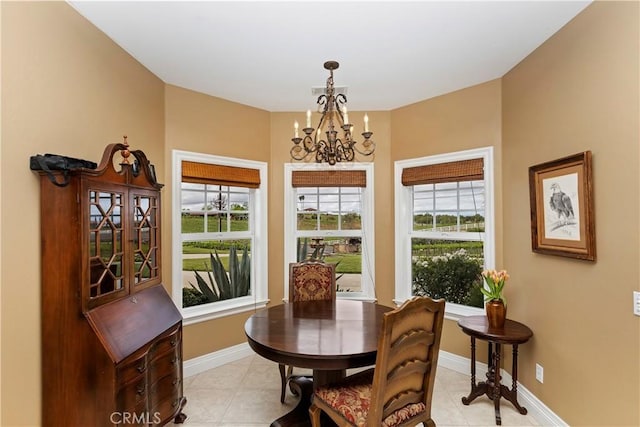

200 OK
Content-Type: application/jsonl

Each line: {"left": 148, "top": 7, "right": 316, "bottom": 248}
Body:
{"left": 291, "top": 61, "right": 375, "bottom": 165}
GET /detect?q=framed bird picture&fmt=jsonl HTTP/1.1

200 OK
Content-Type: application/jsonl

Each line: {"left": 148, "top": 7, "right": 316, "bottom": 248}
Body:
{"left": 529, "top": 151, "right": 595, "bottom": 261}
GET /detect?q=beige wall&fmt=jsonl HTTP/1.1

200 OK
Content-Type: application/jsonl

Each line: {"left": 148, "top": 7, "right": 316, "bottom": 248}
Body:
{"left": 163, "top": 85, "right": 271, "bottom": 359}
{"left": 1, "top": 2, "right": 165, "bottom": 425}
{"left": 391, "top": 79, "right": 504, "bottom": 358}
{"left": 502, "top": 2, "right": 639, "bottom": 426}
{"left": 1, "top": 1, "right": 639, "bottom": 426}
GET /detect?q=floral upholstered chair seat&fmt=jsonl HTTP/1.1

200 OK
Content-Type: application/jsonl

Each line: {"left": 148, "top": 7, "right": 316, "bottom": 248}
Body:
{"left": 313, "top": 369, "right": 427, "bottom": 427}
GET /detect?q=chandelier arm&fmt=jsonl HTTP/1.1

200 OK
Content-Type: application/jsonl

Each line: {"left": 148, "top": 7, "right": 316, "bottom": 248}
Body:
{"left": 302, "top": 134, "right": 317, "bottom": 154}
{"left": 290, "top": 145, "right": 312, "bottom": 161}
{"left": 353, "top": 138, "right": 376, "bottom": 156}
{"left": 316, "top": 140, "right": 329, "bottom": 163}
{"left": 315, "top": 114, "right": 329, "bottom": 146}
{"left": 344, "top": 146, "right": 355, "bottom": 162}
{"left": 335, "top": 144, "right": 343, "bottom": 163}
{"left": 336, "top": 142, "right": 353, "bottom": 163}
{"left": 342, "top": 125, "right": 353, "bottom": 144}
{"left": 317, "top": 95, "right": 328, "bottom": 113}
{"left": 335, "top": 94, "right": 347, "bottom": 124}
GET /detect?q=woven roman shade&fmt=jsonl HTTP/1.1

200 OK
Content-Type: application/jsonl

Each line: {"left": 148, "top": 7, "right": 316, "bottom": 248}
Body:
{"left": 291, "top": 170, "right": 366, "bottom": 188}
{"left": 182, "top": 161, "right": 260, "bottom": 188}
{"left": 401, "top": 158, "right": 483, "bottom": 186}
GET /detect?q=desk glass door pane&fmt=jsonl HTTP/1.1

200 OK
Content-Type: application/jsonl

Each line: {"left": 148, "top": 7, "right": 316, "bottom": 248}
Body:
{"left": 89, "top": 190, "right": 124, "bottom": 298}
{"left": 133, "top": 194, "right": 159, "bottom": 285}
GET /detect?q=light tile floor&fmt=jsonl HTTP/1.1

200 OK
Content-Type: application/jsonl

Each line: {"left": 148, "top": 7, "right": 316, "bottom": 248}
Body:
{"left": 172, "top": 354, "right": 540, "bottom": 427}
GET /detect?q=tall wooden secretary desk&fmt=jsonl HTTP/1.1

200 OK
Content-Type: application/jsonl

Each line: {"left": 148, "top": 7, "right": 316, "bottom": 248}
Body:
{"left": 35, "top": 141, "right": 186, "bottom": 426}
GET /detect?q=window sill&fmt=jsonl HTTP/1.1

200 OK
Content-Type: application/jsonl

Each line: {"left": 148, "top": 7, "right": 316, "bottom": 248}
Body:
{"left": 392, "top": 299, "right": 483, "bottom": 320}
{"left": 282, "top": 295, "right": 377, "bottom": 304}
{"left": 443, "top": 302, "right": 484, "bottom": 322}
{"left": 337, "top": 294, "right": 377, "bottom": 303}
{"left": 181, "top": 298, "right": 269, "bottom": 326}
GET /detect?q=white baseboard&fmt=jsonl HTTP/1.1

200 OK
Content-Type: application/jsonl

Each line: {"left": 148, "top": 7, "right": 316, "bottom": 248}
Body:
{"left": 438, "top": 350, "right": 568, "bottom": 426}
{"left": 182, "top": 345, "right": 567, "bottom": 426}
{"left": 438, "top": 349, "right": 489, "bottom": 377}
{"left": 183, "top": 342, "right": 253, "bottom": 378}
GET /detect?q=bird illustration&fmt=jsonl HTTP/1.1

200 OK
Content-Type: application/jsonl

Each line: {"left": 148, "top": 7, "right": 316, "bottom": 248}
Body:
{"left": 549, "top": 183, "right": 574, "bottom": 223}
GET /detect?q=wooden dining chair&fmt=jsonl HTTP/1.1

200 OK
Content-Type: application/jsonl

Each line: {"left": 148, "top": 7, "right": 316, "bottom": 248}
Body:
{"left": 308, "top": 296, "right": 445, "bottom": 427}
{"left": 279, "top": 260, "right": 336, "bottom": 403}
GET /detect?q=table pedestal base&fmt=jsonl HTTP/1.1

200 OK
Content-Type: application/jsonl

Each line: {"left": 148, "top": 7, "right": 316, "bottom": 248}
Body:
{"left": 271, "top": 376, "right": 338, "bottom": 427}
{"left": 462, "top": 380, "right": 528, "bottom": 425}
{"left": 271, "top": 376, "right": 313, "bottom": 427}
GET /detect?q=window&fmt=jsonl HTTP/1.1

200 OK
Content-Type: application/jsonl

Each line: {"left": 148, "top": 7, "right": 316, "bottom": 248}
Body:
{"left": 284, "top": 163, "right": 375, "bottom": 301}
{"left": 394, "top": 147, "right": 495, "bottom": 319}
{"left": 172, "top": 151, "right": 268, "bottom": 324}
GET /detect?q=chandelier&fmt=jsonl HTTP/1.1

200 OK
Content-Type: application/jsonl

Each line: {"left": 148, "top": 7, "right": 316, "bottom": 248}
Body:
{"left": 290, "top": 61, "right": 375, "bottom": 165}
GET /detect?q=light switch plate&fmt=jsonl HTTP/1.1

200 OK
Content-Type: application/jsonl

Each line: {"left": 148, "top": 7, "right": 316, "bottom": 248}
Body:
{"left": 634, "top": 291, "right": 640, "bottom": 316}
{"left": 535, "top": 363, "right": 544, "bottom": 383}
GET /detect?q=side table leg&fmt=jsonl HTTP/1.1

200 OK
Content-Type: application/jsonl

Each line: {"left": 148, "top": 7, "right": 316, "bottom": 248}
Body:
{"left": 462, "top": 337, "right": 487, "bottom": 405}
{"left": 501, "top": 344, "right": 528, "bottom": 415}
{"left": 493, "top": 343, "right": 502, "bottom": 425}
{"left": 470, "top": 337, "right": 477, "bottom": 387}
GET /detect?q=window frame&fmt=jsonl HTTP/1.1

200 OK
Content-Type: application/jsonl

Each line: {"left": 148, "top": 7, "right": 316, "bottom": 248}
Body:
{"left": 172, "top": 150, "right": 268, "bottom": 325}
{"left": 284, "top": 163, "right": 376, "bottom": 302}
{"left": 394, "top": 147, "right": 495, "bottom": 320}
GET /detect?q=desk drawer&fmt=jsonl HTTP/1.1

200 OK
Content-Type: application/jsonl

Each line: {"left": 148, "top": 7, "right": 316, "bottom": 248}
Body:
{"left": 149, "top": 348, "right": 180, "bottom": 385}
{"left": 150, "top": 326, "right": 181, "bottom": 358}
{"left": 151, "top": 395, "right": 184, "bottom": 426}
{"left": 150, "top": 373, "right": 182, "bottom": 424}
{"left": 117, "top": 353, "right": 147, "bottom": 385}
{"left": 150, "top": 373, "right": 181, "bottom": 407}
{"left": 117, "top": 378, "right": 148, "bottom": 411}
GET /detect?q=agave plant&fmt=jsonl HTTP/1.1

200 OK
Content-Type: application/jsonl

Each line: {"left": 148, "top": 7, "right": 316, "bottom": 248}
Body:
{"left": 187, "top": 245, "right": 251, "bottom": 304}
{"left": 296, "top": 237, "right": 345, "bottom": 289}
{"left": 297, "top": 237, "right": 309, "bottom": 262}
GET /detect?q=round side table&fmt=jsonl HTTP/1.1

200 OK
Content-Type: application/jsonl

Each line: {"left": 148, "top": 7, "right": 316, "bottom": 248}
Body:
{"left": 457, "top": 315, "right": 533, "bottom": 426}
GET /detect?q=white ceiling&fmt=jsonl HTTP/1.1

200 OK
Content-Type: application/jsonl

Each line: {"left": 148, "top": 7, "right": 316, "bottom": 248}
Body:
{"left": 68, "top": 1, "right": 592, "bottom": 112}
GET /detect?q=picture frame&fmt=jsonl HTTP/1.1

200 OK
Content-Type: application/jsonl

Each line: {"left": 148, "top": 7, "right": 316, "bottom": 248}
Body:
{"left": 528, "top": 151, "right": 595, "bottom": 261}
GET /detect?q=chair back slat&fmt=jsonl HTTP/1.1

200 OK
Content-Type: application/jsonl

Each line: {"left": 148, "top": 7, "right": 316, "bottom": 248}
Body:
{"left": 383, "top": 359, "right": 429, "bottom": 408}
{"left": 387, "top": 330, "right": 433, "bottom": 369}
{"left": 383, "top": 389, "right": 425, "bottom": 416}
{"left": 386, "top": 359, "right": 430, "bottom": 385}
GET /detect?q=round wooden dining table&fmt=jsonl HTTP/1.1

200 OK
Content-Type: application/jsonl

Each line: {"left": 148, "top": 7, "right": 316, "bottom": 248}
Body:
{"left": 244, "top": 299, "right": 393, "bottom": 427}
